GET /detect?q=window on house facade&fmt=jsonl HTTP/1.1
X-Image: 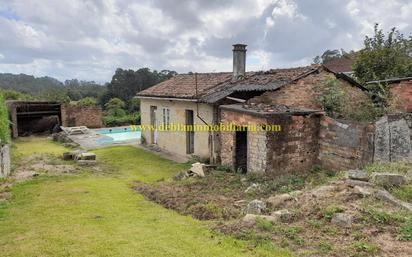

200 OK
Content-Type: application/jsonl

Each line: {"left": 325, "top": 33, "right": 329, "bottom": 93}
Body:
{"left": 162, "top": 108, "right": 170, "bottom": 126}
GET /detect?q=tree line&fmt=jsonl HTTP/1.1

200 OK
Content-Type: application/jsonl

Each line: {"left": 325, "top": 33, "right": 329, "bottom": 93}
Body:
{"left": 0, "top": 68, "right": 176, "bottom": 126}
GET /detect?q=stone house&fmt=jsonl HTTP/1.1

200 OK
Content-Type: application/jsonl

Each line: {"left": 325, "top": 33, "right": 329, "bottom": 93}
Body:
{"left": 137, "top": 44, "right": 370, "bottom": 172}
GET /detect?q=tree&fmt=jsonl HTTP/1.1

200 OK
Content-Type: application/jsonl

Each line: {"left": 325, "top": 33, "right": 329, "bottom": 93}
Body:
{"left": 354, "top": 24, "right": 412, "bottom": 84}
{"left": 127, "top": 98, "right": 140, "bottom": 113}
{"left": 104, "top": 98, "right": 126, "bottom": 116}
{"left": 313, "top": 49, "right": 346, "bottom": 64}
{"left": 106, "top": 68, "right": 176, "bottom": 107}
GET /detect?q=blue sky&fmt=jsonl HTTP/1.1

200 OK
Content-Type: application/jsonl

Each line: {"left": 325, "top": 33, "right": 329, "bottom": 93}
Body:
{"left": 0, "top": 0, "right": 411, "bottom": 83}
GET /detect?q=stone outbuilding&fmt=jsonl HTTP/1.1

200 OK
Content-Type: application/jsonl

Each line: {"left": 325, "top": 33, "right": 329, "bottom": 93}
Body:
{"left": 220, "top": 103, "right": 322, "bottom": 175}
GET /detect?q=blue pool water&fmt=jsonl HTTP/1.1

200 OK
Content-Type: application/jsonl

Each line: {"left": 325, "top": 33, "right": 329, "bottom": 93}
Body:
{"left": 96, "top": 127, "right": 141, "bottom": 142}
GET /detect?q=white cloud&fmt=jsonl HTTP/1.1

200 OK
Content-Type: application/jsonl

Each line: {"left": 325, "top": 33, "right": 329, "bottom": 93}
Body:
{"left": 0, "top": 0, "right": 411, "bottom": 82}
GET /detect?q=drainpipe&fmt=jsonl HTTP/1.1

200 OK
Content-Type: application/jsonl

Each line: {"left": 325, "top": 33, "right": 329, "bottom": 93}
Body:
{"left": 195, "top": 73, "right": 209, "bottom": 126}
{"left": 195, "top": 73, "right": 214, "bottom": 162}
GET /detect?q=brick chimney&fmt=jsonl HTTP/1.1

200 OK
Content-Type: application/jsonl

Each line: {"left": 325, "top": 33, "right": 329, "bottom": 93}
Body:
{"left": 232, "top": 44, "right": 247, "bottom": 81}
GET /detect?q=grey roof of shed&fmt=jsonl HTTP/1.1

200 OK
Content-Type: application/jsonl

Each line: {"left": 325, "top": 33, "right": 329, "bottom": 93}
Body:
{"left": 220, "top": 103, "right": 322, "bottom": 117}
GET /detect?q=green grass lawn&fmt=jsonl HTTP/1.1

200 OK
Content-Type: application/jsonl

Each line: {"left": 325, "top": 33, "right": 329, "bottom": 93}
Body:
{"left": 0, "top": 138, "right": 291, "bottom": 257}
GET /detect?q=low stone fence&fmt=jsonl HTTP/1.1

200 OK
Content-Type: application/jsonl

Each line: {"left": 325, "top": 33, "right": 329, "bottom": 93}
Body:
{"left": 374, "top": 113, "right": 412, "bottom": 163}
{"left": 318, "top": 117, "right": 374, "bottom": 170}
{"left": 319, "top": 113, "right": 412, "bottom": 171}
{"left": 0, "top": 144, "right": 11, "bottom": 178}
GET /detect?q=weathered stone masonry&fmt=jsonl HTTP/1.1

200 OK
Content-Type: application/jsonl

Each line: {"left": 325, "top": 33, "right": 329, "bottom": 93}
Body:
{"left": 220, "top": 105, "right": 321, "bottom": 176}
{"left": 318, "top": 117, "right": 375, "bottom": 171}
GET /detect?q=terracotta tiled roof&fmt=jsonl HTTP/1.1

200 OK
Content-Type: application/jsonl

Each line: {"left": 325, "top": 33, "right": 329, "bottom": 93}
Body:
{"left": 201, "top": 66, "right": 320, "bottom": 103}
{"left": 323, "top": 58, "right": 354, "bottom": 73}
{"left": 137, "top": 72, "right": 232, "bottom": 99}
{"left": 137, "top": 64, "right": 360, "bottom": 102}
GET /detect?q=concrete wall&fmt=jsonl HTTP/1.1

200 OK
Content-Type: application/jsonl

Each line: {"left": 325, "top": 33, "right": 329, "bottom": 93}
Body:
{"left": 318, "top": 116, "right": 375, "bottom": 170}
{"left": 61, "top": 105, "right": 103, "bottom": 128}
{"left": 390, "top": 81, "right": 412, "bottom": 113}
{"left": 140, "top": 98, "right": 214, "bottom": 160}
{"left": 0, "top": 144, "right": 11, "bottom": 178}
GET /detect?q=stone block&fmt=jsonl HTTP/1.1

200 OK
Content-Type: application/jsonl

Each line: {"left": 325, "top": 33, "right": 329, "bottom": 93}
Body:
{"left": 371, "top": 173, "right": 406, "bottom": 187}
{"left": 331, "top": 213, "right": 352, "bottom": 228}
{"left": 266, "top": 194, "right": 293, "bottom": 208}
{"left": 347, "top": 170, "right": 369, "bottom": 181}
{"left": 75, "top": 152, "right": 96, "bottom": 161}
{"left": 244, "top": 199, "right": 266, "bottom": 215}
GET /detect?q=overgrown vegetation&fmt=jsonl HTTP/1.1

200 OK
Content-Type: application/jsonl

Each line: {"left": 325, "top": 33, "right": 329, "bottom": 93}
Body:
{"left": 102, "top": 98, "right": 140, "bottom": 126}
{"left": 315, "top": 76, "right": 347, "bottom": 119}
{"left": 0, "top": 94, "right": 10, "bottom": 144}
{"left": 315, "top": 76, "right": 391, "bottom": 122}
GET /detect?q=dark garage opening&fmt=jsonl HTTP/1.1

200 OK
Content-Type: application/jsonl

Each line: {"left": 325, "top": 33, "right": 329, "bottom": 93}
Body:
{"left": 7, "top": 101, "right": 62, "bottom": 138}
{"left": 235, "top": 129, "right": 247, "bottom": 173}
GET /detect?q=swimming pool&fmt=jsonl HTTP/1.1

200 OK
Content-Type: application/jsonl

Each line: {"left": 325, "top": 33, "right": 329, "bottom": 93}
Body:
{"left": 96, "top": 127, "right": 141, "bottom": 142}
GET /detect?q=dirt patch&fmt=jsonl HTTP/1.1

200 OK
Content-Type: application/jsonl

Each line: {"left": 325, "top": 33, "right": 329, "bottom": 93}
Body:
{"left": 11, "top": 154, "right": 82, "bottom": 181}
{"left": 135, "top": 172, "right": 247, "bottom": 220}
{"left": 136, "top": 170, "right": 412, "bottom": 256}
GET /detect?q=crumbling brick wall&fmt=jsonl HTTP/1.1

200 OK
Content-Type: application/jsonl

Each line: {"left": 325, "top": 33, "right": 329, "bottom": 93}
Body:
{"left": 249, "top": 69, "right": 369, "bottom": 111}
{"left": 318, "top": 116, "right": 374, "bottom": 170}
{"left": 61, "top": 105, "right": 103, "bottom": 128}
{"left": 389, "top": 81, "right": 412, "bottom": 112}
{"left": 268, "top": 114, "right": 321, "bottom": 176}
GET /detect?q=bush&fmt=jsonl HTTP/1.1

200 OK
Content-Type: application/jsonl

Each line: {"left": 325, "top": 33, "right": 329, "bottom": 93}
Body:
{"left": 0, "top": 89, "right": 34, "bottom": 100}
{"left": 77, "top": 97, "right": 97, "bottom": 107}
{"left": 105, "top": 98, "right": 126, "bottom": 116}
{"left": 0, "top": 94, "right": 10, "bottom": 144}
{"left": 315, "top": 76, "right": 347, "bottom": 119}
{"left": 103, "top": 113, "right": 140, "bottom": 127}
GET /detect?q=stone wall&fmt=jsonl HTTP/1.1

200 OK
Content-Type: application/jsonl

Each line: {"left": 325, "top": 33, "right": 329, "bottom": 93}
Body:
{"left": 374, "top": 114, "right": 412, "bottom": 163}
{"left": 389, "top": 81, "right": 412, "bottom": 113}
{"left": 0, "top": 144, "right": 11, "bottom": 178}
{"left": 248, "top": 131, "right": 268, "bottom": 173}
{"left": 61, "top": 105, "right": 103, "bottom": 128}
{"left": 318, "top": 116, "right": 375, "bottom": 170}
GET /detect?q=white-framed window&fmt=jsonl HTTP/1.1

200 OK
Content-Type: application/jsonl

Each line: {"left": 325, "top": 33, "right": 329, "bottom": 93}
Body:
{"left": 162, "top": 108, "right": 170, "bottom": 126}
